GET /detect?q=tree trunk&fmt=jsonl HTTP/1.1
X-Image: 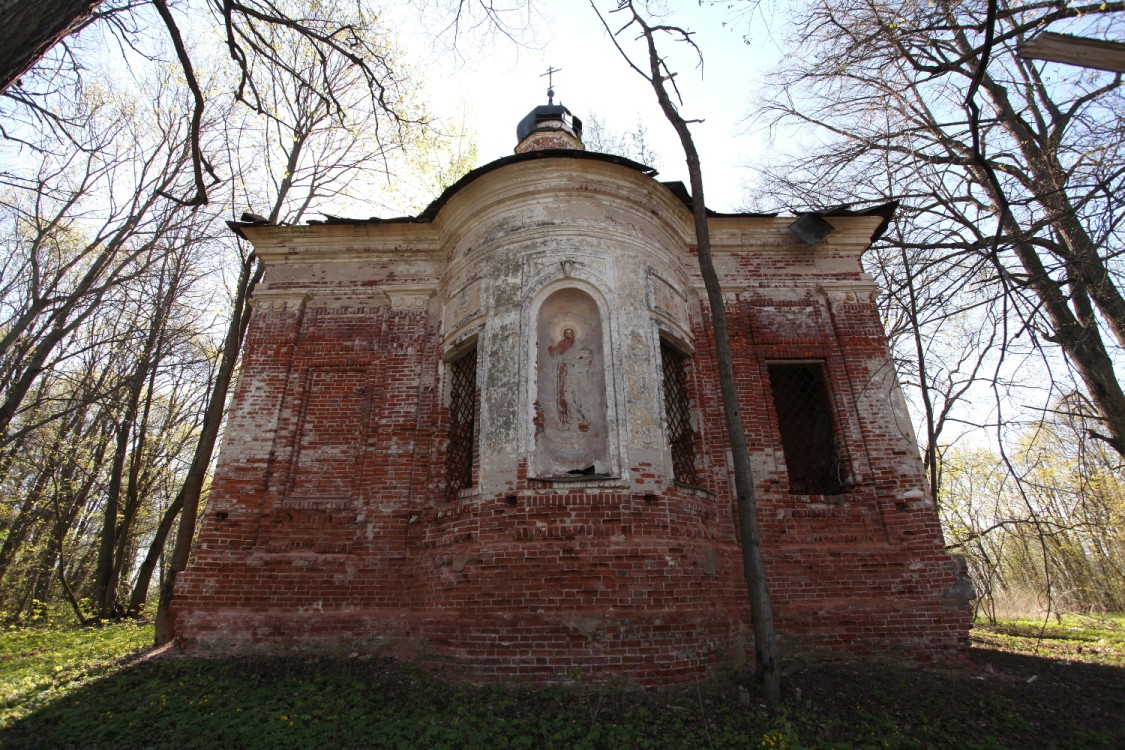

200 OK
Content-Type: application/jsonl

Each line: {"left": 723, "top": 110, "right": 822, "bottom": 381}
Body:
{"left": 943, "top": 8, "right": 1125, "bottom": 457}
{"left": 106, "top": 391, "right": 151, "bottom": 610}
{"left": 0, "top": 477, "right": 47, "bottom": 586}
{"left": 56, "top": 553, "right": 89, "bottom": 625}
{"left": 969, "top": 161, "right": 1125, "bottom": 457}
{"left": 42, "top": 466, "right": 93, "bottom": 622}
{"left": 93, "top": 414, "right": 131, "bottom": 618}
{"left": 0, "top": 0, "right": 105, "bottom": 92}
{"left": 95, "top": 262, "right": 176, "bottom": 618}
{"left": 155, "top": 253, "right": 261, "bottom": 644}
{"left": 681, "top": 155, "right": 782, "bottom": 706}
{"left": 126, "top": 492, "right": 184, "bottom": 615}
{"left": 953, "top": 23, "right": 1125, "bottom": 352}
{"left": 899, "top": 247, "right": 941, "bottom": 503}
{"left": 606, "top": 2, "right": 782, "bottom": 705}
{"left": 30, "top": 534, "right": 61, "bottom": 609}
{"left": 110, "top": 274, "right": 176, "bottom": 610}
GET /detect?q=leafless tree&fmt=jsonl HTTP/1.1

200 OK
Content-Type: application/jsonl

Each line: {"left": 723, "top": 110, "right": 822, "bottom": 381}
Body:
{"left": 0, "top": 0, "right": 449, "bottom": 628}
{"left": 407, "top": 0, "right": 539, "bottom": 52}
{"left": 942, "top": 405, "right": 1125, "bottom": 618}
{"left": 0, "top": 0, "right": 104, "bottom": 94}
{"left": 224, "top": 20, "right": 425, "bottom": 224}
{"left": 0, "top": 233, "right": 216, "bottom": 622}
{"left": 2, "top": 0, "right": 420, "bottom": 206}
{"left": 856, "top": 179, "right": 1008, "bottom": 503}
{"left": 754, "top": 0, "right": 1125, "bottom": 462}
{"left": 0, "top": 82, "right": 202, "bottom": 447}
{"left": 593, "top": 0, "right": 781, "bottom": 705}
{"left": 582, "top": 112, "right": 663, "bottom": 169}
{"left": 154, "top": 18, "right": 429, "bottom": 639}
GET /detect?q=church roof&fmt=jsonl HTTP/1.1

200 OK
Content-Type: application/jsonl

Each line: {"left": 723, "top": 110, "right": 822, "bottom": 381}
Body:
{"left": 301, "top": 149, "right": 658, "bottom": 228}
{"left": 294, "top": 149, "right": 778, "bottom": 230}
{"left": 231, "top": 149, "right": 895, "bottom": 245}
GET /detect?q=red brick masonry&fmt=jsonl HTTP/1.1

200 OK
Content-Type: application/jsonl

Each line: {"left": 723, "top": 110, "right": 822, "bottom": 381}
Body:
{"left": 173, "top": 156, "right": 971, "bottom": 683}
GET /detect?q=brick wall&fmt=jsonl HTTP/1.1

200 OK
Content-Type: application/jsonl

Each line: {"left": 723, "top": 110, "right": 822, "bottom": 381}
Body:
{"left": 173, "top": 285, "right": 969, "bottom": 682}
{"left": 172, "top": 157, "right": 970, "bottom": 683}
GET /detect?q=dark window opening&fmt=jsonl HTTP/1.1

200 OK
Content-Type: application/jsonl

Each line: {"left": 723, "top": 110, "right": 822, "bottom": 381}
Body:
{"left": 768, "top": 363, "right": 845, "bottom": 495}
{"left": 445, "top": 346, "right": 477, "bottom": 500}
{"left": 661, "top": 340, "right": 699, "bottom": 486}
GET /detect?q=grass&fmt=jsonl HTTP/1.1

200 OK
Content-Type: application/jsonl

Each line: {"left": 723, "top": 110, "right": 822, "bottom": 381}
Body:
{"left": 971, "top": 613, "right": 1125, "bottom": 666}
{"left": 0, "top": 616, "right": 1121, "bottom": 749}
{"left": 0, "top": 619, "right": 150, "bottom": 729}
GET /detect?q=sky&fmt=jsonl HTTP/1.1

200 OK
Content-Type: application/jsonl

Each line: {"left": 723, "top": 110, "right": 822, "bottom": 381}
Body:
{"left": 399, "top": 1, "right": 786, "bottom": 212}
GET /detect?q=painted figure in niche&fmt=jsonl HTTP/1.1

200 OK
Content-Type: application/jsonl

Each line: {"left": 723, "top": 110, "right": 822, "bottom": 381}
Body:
{"left": 534, "top": 287, "right": 609, "bottom": 476}
{"left": 548, "top": 327, "right": 595, "bottom": 431}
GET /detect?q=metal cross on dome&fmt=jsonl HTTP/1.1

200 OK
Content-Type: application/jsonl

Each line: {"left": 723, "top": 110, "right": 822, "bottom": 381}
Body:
{"left": 541, "top": 66, "right": 562, "bottom": 104}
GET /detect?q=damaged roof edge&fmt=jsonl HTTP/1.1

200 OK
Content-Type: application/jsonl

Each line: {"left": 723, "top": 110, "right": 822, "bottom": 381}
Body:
{"left": 817, "top": 201, "right": 898, "bottom": 244}
{"left": 642, "top": 183, "right": 897, "bottom": 237}
{"left": 226, "top": 152, "right": 895, "bottom": 240}
{"left": 226, "top": 219, "right": 254, "bottom": 241}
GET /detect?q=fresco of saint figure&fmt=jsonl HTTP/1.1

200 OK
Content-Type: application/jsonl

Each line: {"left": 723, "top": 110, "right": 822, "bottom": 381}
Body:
{"left": 548, "top": 327, "right": 596, "bottom": 431}
{"left": 533, "top": 288, "right": 609, "bottom": 476}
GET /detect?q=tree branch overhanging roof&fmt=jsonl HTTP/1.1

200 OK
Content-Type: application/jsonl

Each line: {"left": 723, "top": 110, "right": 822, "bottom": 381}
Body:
{"left": 228, "top": 150, "right": 894, "bottom": 241}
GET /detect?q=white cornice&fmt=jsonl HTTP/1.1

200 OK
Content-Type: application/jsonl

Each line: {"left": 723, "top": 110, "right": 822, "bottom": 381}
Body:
{"left": 239, "top": 223, "right": 441, "bottom": 264}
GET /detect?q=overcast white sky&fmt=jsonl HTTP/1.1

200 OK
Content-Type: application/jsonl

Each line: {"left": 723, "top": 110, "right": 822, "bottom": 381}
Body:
{"left": 400, "top": 1, "right": 786, "bottom": 212}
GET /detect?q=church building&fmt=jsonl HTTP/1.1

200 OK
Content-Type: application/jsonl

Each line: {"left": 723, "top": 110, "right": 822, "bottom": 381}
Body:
{"left": 171, "top": 96, "right": 973, "bottom": 682}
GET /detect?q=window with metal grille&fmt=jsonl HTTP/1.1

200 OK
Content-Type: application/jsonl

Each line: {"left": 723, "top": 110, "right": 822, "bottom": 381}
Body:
{"left": 445, "top": 346, "right": 477, "bottom": 500}
{"left": 661, "top": 340, "right": 699, "bottom": 486}
{"left": 767, "top": 363, "right": 845, "bottom": 495}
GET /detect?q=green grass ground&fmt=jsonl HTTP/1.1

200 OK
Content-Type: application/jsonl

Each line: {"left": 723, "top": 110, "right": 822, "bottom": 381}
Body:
{"left": 971, "top": 613, "right": 1125, "bottom": 666}
{"left": 0, "top": 616, "right": 1122, "bottom": 749}
{"left": 0, "top": 620, "right": 150, "bottom": 729}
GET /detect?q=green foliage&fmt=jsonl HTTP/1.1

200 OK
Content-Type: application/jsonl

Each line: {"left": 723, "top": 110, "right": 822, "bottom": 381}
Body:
{"left": 973, "top": 614, "right": 1125, "bottom": 667}
{"left": 941, "top": 414, "right": 1125, "bottom": 619}
{"left": 0, "top": 620, "right": 151, "bottom": 728}
{"left": 1, "top": 619, "right": 1124, "bottom": 749}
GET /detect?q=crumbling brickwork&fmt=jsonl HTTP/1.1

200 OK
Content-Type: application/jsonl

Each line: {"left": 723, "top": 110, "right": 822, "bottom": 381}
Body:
{"left": 172, "top": 147, "right": 971, "bottom": 683}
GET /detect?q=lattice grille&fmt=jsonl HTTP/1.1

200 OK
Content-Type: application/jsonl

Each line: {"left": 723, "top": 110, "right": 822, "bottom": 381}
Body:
{"left": 661, "top": 341, "right": 699, "bottom": 485}
{"left": 445, "top": 347, "right": 477, "bottom": 499}
{"left": 767, "top": 363, "right": 845, "bottom": 495}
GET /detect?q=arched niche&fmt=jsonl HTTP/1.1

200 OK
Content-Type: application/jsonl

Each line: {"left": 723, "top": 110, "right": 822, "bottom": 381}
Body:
{"left": 531, "top": 287, "right": 610, "bottom": 478}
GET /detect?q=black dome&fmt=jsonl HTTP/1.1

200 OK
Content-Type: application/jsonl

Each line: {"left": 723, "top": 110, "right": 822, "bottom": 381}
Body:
{"left": 516, "top": 104, "right": 584, "bottom": 142}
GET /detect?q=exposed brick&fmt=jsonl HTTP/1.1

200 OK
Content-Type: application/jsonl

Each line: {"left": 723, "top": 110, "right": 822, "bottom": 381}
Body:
{"left": 173, "top": 149, "right": 971, "bottom": 684}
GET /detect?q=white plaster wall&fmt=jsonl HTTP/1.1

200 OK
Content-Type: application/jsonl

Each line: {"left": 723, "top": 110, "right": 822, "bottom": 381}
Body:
{"left": 434, "top": 158, "right": 699, "bottom": 497}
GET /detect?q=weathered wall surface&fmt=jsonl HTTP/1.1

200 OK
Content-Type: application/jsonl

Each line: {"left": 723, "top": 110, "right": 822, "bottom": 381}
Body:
{"left": 172, "top": 154, "right": 970, "bottom": 682}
